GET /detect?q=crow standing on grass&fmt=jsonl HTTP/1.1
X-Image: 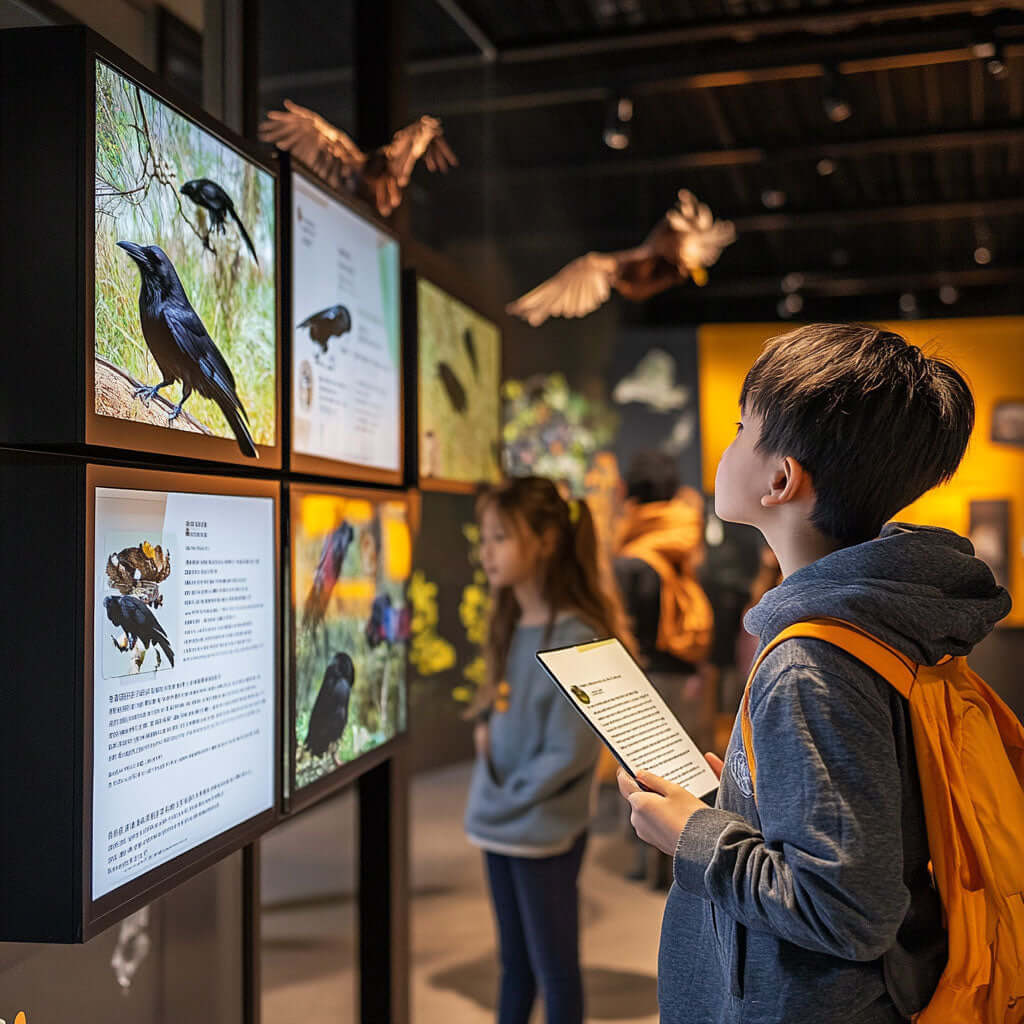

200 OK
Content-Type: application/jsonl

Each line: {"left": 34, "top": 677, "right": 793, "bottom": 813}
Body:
{"left": 117, "top": 241, "right": 258, "bottom": 458}
{"left": 180, "top": 178, "right": 260, "bottom": 266}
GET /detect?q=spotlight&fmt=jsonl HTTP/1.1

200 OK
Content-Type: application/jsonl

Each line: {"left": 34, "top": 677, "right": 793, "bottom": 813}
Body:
{"left": 761, "top": 189, "right": 786, "bottom": 209}
{"left": 777, "top": 293, "right": 804, "bottom": 318}
{"left": 817, "top": 158, "right": 837, "bottom": 176}
{"left": 782, "top": 272, "right": 805, "bottom": 293}
{"left": 939, "top": 285, "right": 960, "bottom": 305}
{"left": 899, "top": 292, "right": 918, "bottom": 317}
{"left": 603, "top": 96, "right": 633, "bottom": 151}
{"left": 822, "top": 66, "right": 853, "bottom": 123}
{"left": 974, "top": 246, "right": 993, "bottom": 265}
{"left": 975, "top": 38, "right": 1009, "bottom": 79}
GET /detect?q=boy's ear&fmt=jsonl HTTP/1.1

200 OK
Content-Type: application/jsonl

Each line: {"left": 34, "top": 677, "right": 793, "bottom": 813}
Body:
{"left": 761, "top": 456, "right": 810, "bottom": 508}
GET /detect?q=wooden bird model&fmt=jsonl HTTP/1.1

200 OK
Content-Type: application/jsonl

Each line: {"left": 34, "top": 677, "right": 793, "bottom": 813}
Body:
{"left": 507, "top": 190, "right": 736, "bottom": 326}
{"left": 258, "top": 101, "right": 457, "bottom": 217}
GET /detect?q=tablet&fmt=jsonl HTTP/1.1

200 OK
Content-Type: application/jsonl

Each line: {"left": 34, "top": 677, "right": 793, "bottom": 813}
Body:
{"left": 536, "top": 637, "right": 718, "bottom": 799}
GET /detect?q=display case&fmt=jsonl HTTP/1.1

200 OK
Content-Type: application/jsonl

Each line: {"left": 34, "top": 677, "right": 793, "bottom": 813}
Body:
{"left": 0, "top": 26, "right": 282, "bottom": 468}
{"left": 0, "top": 453, "right": 281, "bottom": 941}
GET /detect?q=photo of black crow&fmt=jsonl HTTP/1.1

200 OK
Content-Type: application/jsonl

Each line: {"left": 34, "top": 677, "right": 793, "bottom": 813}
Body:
{"left": 437, "top": 361, "right": 468, "bottom": 414}
{"left": 104, "top": 594, "right": 175, "bottom": 668}
{"left": 303, "top": 521, "right": 356, "bottom": 654}
{"left": 117, "top": 241, "right": 258, "bottom": 457}
{"left": 304, "top": 652, "right": 355, "bottom": 766}
{"left": 180, "top": 178, "right": 259, "bottom": 265}
{"left": 297, "top": 304, "right": 352, "bottom": 354}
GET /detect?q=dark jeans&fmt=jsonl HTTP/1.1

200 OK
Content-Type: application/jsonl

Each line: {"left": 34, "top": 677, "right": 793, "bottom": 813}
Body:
{"left": 484, "top": 831, "right": 588, "bottom": 1024}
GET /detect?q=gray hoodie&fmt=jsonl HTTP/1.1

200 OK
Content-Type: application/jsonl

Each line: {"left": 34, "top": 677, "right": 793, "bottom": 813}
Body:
{"left": 659, "top": 523, "right": 1011, "bottom": 1024}
{"left": 464, "top": 615, "right": 601, "bottom": 856}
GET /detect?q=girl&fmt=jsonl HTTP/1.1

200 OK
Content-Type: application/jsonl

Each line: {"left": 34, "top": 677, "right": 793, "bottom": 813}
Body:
{"left": 464, "top": 476, "right": 634, "bottom": 1024}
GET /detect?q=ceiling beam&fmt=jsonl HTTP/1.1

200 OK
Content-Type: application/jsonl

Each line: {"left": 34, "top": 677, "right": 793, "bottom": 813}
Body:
{"left": 430, "top": 0, "right": 497, "bottom": 62}
{"left": 490, "top": 0, "right": 1024, "bottom": 64}
{"left": 479, "top": 124, "right": 1024, "bottom": 184}
{"left": 694, "top": 264, "right": 1024, "bottom": 298}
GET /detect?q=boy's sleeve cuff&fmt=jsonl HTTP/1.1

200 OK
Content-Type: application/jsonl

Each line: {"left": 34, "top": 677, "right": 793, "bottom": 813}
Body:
{"left": 673, "top": 807, "right": 742, "bottom": 895}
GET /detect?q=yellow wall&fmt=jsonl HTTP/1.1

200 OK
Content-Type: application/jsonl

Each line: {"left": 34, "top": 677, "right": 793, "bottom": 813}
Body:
{"left": 698, "top": 319, "right": 1024, "bottom": 626}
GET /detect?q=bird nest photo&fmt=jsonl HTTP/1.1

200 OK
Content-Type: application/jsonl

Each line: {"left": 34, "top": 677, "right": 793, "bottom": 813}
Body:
{"left": 292, "top": 493, "right": 412, "bottom": 790}
{"left": 417, "top": 278, "right": 502, "bottom": 486}
{"left": 93, "top": 60, "right": 277, "bottom": 457}
{"left": 101, "top": 536, "right": 176, "bottom": 677}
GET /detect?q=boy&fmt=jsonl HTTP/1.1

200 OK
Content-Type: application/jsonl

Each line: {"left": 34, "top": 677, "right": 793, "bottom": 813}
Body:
{"left": 619, "top": 325, "right": 1010, "bottom": 1024}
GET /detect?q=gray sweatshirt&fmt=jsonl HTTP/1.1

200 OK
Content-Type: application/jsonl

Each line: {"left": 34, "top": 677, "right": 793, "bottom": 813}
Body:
{"left": 464, "top": 615, "right": 601, "bottom": 857}
{"left": 659, "top": 523, "right": 1011, "bottom": 1024}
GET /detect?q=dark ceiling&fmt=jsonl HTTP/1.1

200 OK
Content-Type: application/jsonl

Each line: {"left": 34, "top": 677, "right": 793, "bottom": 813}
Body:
{"left": 261, "top": 0, "right": 1024, "bottom": 323}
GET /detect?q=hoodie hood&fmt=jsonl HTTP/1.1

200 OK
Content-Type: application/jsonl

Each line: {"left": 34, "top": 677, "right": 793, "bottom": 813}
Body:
{"left": 745, "top": 522, "right": 1012, "bottom": 664}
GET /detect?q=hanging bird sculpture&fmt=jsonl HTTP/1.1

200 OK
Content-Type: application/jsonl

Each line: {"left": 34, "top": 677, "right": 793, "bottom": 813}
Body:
{"left": 258, "top": 101, "right": 457, "bottom": 217}
{"left": 507, "top": 190, "right": 736, "bottom": 327}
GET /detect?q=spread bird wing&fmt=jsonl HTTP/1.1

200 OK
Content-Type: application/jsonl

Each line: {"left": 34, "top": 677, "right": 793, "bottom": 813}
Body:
{"left": 384, "top": 116, "right": 457, "bottom": 187}
{"left": 663, "top": 189, "right": 737, "bottom": 277}
{"left": 259, "top": 100, "right": 365, "bottom": 192}
{"left": 506, "top": 252, "right": 623, "bottom": 327}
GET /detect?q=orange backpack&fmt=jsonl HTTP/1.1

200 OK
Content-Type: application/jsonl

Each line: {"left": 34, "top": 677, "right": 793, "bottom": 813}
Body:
{"left": 741, "top": 617, "right": 1024, "bottom": 1024}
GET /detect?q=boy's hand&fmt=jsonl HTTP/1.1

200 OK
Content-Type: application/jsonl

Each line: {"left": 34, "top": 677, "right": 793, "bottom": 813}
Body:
{"left": 617, "top": 767, "right": 710, "bottom": 856}
{"left": 705, "top": 751, "right": 725, "bottom": 779}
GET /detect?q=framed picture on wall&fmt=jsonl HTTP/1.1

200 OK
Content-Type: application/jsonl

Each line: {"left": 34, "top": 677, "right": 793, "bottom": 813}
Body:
{"left": 968, "top": 499, "right": 1011, "bottom": 590}
{"left": 992, "top": 401, "right": 1024, "bottom": 448}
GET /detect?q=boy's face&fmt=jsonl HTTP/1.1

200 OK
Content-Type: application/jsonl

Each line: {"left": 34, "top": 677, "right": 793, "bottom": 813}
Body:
{"left": 714, "top": 408, "right": 776, "bottom": 528}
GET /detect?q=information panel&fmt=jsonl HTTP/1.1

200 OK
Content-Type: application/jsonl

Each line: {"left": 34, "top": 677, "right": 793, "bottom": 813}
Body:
{"left": 291, "top": 173, "right": 402, "bottom": 477}
{"left": 92, "top": 485, "right": 276, "bottom": 899}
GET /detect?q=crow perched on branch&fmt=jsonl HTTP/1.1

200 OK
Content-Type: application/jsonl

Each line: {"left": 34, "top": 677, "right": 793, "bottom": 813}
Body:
{"left": 180, "top": 178, "right": 259, "bottom": 265}
{"left": 117, "top": 241, "right": 258, "bottom": 458}
{"left": 104, "top": 595, "right": 175, "bottom": 668}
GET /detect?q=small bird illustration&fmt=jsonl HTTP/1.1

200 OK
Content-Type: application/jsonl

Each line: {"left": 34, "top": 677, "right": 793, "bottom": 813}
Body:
{"left": 117, "top": 242, "right": 258, "bottom": 457}
{"left": 507, "top": 190, "right": 736, "bottom": 326}
{"left": 437, "top": 362, "right": 467, "bottom": 414}
{"left": 365, "top": 593, "right": 412, "bottom": 648}
{"left": 259, "top": 101, "right": 457, "bottom": 217}
{"left": 297, "top": 304, "right": 352, "bottom": 354}
{"left": 180, "top": 178, "right": 259, "bottom": 265}
{"left": 463, "top": 326, "right": 479, "bottom": 379}
{"left": 104, "top": 595, "right": 174, "bottom": 668}
{"left": 303, "top": 521, "right": 356, "bottom": 655}
{"left": 305, "top": 652, "right": 355, "bottom": 767}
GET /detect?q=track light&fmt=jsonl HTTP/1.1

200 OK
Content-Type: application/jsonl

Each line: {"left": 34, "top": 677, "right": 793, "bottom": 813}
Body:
{"left": 816, "top": 158, "right": 837, "bottom": 176}
{"left": 973, "top": 36, "right": 1009, "bottom": 80}
{"left": 761, "top": 189, "right": 786, "bottom": 209}
{"left": 939, "top": 285, "right": 960, "bottom": 305}
{"left": 603, "top": 96, "right": 633, "bottom": 150}
{"left": 899, "top": 292, "right": 918, "bottom": 317}
{"left": 782, "top": 272, "right": 805, "bottom": 293}
{"left": 777, "top": 293, "right": 804, "bottom": 318}
{"left": 822, "top": 66, "right": 853, "bottom": 123}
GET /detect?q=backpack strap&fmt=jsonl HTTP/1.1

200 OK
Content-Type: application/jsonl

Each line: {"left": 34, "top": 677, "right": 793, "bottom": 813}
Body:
{"left": 740, "top": 617, "right": 918, "bottom": 800}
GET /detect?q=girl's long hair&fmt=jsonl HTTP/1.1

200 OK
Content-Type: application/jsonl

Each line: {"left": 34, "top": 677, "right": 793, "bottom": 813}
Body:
{"left": 477, "top": 476, "right": 635, "bottom": 703}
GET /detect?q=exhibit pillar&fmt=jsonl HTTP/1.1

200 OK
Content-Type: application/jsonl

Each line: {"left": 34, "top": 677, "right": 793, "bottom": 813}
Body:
{"left": 203, "top": 0, "right": 261, "bottom": 137}
{"left": 358, "top": 749, "right": 410, "bottom": 1024}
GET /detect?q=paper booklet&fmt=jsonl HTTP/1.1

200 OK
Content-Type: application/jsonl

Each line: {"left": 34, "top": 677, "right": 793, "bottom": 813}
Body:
{"left": 536, "top": 637, "right": 719, "bottom": 799}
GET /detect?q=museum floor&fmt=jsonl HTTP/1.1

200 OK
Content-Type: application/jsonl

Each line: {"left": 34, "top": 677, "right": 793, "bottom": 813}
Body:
{"left": 261, "top": 760, "right": 666, "bottom": 1023}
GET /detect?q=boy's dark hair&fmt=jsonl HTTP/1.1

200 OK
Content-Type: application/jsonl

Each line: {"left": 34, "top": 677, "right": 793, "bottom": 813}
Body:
{"left": 740, "top": 324, "right": 974, "bottom": 545}
{"left": 626, "top": 451, "right": 680, "bottom": 504}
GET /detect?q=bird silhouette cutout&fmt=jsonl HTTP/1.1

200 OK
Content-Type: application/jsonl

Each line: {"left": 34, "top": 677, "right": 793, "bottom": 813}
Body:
{"left": 180, "top": 178, "right": 259, "bottom": 265}
{"left": 259, "top": 101, "right": 457, "bottom": 217}
{"left": 507, "top": 190, "right": 736, "bottom": 326}
{"left": 463, "top": 327, "right": 479, "bottom": 379}
{"left": 437, "top": 362, "right": 468, "bottom": 414}
{"left": 297, "top": 304, "right": 352, "bottom": 354}
{"left": 118, "top": 241, "right": 258, "bottom": 457}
